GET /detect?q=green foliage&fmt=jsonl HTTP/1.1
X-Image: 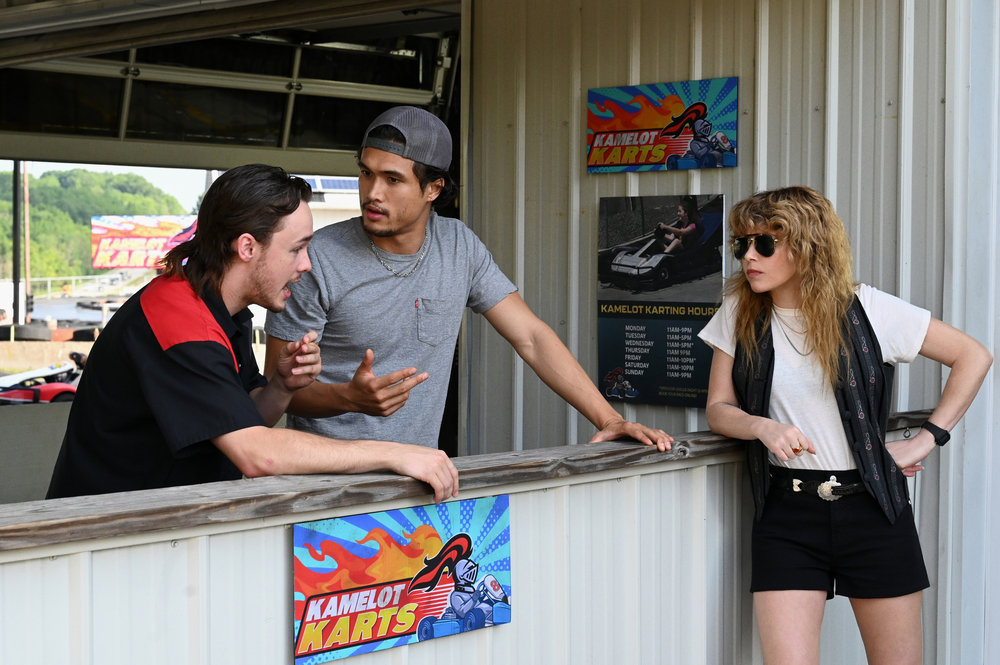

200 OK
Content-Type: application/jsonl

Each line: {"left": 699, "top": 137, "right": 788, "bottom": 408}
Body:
{"left": 0, "top": 200, "right": 11, "bottom": 278}
{"left": 0, "top": 169, "right": 185, "bottom": 277}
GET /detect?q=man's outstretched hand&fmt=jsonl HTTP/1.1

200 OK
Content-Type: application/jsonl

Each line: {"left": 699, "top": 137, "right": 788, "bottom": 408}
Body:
{"left": 344, "top": 349, "right": 430, "bottom": 416}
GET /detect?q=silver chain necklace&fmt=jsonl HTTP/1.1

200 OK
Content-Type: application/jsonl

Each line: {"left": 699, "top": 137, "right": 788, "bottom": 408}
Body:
{"left": 773, "top": 311, "right": 811, "bottom": 356}
{"left": 368, "top": 232, "right": 429, "bottom": 278}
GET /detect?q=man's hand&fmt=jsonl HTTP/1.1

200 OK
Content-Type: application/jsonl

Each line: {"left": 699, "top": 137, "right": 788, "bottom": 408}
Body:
{"left": 273, "top": 331, "right": 321, "bottom": 392}
{"left": 589, "top": 418, "right": 674, "bottom": 452}
{"left": 345, "top": 349, "right": 429, "bottom": 416}
{"left": 385, "top": 444, "right": 459, "bottom": 503}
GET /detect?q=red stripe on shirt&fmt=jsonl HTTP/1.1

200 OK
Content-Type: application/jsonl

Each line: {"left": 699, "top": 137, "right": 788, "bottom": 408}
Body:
{"left": 140, "top": 275, "right": 238, "bottom": 372}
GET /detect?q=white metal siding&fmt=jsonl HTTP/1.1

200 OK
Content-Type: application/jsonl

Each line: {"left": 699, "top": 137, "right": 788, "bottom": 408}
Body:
{"left": 0, "top": 457, "right": 752, "bottom": 665}
{"left": 464, "top": 1, "right": 997, "bottom": 663}
{"left": 464, "top": 0, "right": 962, "bottom": 450}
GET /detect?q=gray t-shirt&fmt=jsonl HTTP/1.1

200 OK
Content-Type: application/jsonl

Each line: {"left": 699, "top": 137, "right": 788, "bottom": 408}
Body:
{"left": 266, "top": 213, "right": 516, "bottom": 447}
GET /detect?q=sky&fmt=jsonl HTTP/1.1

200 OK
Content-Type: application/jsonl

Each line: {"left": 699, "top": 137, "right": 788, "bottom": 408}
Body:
{"left": 1, "top": 160, "right": 208, "bottom": 213}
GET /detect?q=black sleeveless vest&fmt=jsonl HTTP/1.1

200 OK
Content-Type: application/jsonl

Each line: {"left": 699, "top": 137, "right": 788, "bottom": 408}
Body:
{"left": 733, "top": 297, "right": 908, "bottom": 524}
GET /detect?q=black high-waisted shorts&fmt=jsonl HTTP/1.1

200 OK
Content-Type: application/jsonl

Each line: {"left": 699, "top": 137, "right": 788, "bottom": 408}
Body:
{"left": 751, "top": 466, "right": 930, "bottom": 599}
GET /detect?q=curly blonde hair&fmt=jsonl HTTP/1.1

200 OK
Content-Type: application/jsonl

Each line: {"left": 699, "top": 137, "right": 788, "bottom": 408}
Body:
{"left": 724, "top": 186, "right": 857, "bottom": 385}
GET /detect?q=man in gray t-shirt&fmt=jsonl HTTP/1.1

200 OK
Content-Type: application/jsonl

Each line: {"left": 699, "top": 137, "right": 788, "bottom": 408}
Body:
{"left": 265, "top": 106, "right": 672, "bottom": 450}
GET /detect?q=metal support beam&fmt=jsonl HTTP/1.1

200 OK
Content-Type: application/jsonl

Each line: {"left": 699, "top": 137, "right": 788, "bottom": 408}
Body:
{"left": 0, "top": 0, "right": 457, "bottom": 67}
{"left": 11, "top": 161, "right": 21, "bottom": 325}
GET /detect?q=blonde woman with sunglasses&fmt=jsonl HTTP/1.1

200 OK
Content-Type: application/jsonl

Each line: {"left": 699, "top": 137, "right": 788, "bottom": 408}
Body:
{"left": 698, "top": 186, "right": 991, "bottom": 665}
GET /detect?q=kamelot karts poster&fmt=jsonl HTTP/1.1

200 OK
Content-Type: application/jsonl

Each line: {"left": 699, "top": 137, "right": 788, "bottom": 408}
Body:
{"left": 587, "top": 77, "right": 738, "bottom": 173}
{"left": 293, "top": 496, "right": 511, "bottom": 662}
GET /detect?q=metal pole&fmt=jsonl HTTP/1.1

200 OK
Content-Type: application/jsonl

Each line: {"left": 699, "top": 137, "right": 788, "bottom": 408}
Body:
{"left": 23, "top": 164, "right": 30, "bottom": 299}
{"left": 12, "top": 160, "right": 21, "bottom": 325}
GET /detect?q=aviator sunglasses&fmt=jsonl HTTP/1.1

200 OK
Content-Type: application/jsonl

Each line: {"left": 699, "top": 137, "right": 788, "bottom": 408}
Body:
{"left": 732, "top": 233, "right": 782, "bottom": 260}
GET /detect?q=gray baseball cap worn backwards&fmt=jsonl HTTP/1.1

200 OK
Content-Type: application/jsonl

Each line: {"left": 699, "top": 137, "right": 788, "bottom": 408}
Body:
{"left": 361, "top": 106, "right": 453, "bottom": 171}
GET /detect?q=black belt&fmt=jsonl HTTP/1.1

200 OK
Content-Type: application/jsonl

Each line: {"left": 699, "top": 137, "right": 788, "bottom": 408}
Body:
{"left": 771, "top": 470, "right": 866, "bottom": 501}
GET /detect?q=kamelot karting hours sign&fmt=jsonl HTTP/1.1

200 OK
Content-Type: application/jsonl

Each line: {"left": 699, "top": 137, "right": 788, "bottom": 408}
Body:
{"left": 293, "top": 495, "right": 511, "bottom": 662}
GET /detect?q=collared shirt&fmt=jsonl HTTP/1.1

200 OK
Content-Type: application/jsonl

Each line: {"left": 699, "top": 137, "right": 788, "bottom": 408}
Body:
{"left": 47, "top": 275, "right": 267, "bottom": 498}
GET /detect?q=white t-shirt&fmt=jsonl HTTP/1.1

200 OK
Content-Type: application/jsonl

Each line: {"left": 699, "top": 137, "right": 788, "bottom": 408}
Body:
{"left": 698, "top": 284, "right": 931, "bottom": 470}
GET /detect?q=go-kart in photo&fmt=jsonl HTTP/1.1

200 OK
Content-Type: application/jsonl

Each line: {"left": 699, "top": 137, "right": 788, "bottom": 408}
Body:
{"left": 598, "top": 194, "right": 724, "bottom": 292}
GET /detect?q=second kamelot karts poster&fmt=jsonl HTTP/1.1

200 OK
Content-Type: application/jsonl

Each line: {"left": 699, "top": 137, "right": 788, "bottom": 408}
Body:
{"left": 293, "top": 495, "right": 511, "bottom": 662}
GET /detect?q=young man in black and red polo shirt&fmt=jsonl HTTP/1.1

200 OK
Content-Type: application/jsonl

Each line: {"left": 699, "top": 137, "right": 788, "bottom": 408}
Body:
{"left": 47, "top": 164, "right": 458, "bottom": 502}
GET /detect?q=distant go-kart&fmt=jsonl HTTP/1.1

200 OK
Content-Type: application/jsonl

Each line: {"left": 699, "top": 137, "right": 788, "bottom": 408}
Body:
{"left": 0, "top": 352, "right": 85, "bottom": 405}
{"left": 598, "top": 209, "right": 724, "bottom": 291}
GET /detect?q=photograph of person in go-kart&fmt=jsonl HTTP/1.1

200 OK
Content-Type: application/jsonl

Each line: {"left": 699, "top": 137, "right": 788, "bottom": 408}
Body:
{"left": 597, "top": 194, "right": 724, "bottom": 293}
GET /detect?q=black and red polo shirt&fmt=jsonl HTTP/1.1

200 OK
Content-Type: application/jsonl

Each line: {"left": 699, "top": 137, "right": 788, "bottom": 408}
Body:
{"left": 46, "top": 275, "right": 267, "bottom": 498}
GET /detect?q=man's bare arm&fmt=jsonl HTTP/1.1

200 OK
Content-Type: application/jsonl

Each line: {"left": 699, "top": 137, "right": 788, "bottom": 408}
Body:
{"left": 483, "top": 293, "right": 673, "bottom": 451}
{"left": 213, "top": 426, "right": 458, "bottom": 503}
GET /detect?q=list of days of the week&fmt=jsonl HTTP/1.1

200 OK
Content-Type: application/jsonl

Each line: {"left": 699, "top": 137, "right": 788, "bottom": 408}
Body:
{"left": 623, "top": 324, "right": 653, "bottom": 374}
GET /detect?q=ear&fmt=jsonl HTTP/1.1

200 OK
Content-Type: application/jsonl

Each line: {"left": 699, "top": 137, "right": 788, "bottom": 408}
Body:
{"left": 234, "top": 233, "right": 258, "bottom": 263}
{"left": 425, "top": 178, "right": 444, "bottom": 203}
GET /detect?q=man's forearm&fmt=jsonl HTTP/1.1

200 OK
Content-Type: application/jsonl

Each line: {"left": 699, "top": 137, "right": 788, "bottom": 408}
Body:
{"left": 282, "top": 380, "right": 353, "bottom": 418}
{"left": 519, "top": 327, "right": 621, "bottom": 429}
{"left": 213, "top": 427, "right": 459, "bottom": 502}
{"left": 251, "top": 382, "right": 295, "bottom": 426}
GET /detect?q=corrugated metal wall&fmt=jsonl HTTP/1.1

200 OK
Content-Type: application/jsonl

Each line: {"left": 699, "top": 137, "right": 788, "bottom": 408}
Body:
{"left": 462, "top": 1, "right": 998, "bottom": 663}
{"left": 0, "top": 457, "right": 751, "bottom": 664}
{"left": 462, "top": 0, "right": 952, "bottom": 454}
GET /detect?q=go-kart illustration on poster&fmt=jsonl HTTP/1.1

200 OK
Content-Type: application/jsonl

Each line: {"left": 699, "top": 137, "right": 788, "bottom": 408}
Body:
{"left": 587, "top": 76, "right": 738, "bottom": 173}
{"left": 293, "top": 495, "right": 511, "bottom": 662}
{"left": 597, "top": 194, "right": 724, "bottom": 407}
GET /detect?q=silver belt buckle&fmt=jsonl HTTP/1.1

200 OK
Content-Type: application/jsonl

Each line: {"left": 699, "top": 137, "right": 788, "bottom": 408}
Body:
{"left": 817, "top": 475, "right": 841, "bottom": 501}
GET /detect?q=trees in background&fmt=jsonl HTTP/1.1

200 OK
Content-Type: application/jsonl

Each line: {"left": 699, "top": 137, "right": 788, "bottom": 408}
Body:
{"left": 0, "top": 169, "right": 184, "bottom": 278}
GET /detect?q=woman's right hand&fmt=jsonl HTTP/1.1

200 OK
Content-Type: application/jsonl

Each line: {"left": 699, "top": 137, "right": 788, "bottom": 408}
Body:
{"left": 753, "top": 418, "right": 815, "bottom": 462}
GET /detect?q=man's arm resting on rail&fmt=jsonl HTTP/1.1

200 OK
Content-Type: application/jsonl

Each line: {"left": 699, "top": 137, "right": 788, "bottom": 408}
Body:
{"left": 212, "top": 426, "right": 459, "bottom": 503}
{"left": 483, "top": 293, "right": 673, "bottom": 451}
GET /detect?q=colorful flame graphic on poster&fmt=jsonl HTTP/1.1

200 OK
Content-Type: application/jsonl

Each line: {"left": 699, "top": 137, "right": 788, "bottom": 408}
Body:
{"left": 91, "top": 215, "right": 197, "bottom": 269}
{"left": 293, "top": 495, "right": 511, "bottom": 662}
{"left": 587, "top": 77, "right": 738, "bottom": 173}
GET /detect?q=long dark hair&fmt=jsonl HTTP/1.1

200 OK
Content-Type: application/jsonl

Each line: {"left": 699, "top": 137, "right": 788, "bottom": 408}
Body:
{"left": 160, "top": 164, "right": 312, "bottom": 297}
{"left": 680, "top": 195, "right": 702, "bottom": 232}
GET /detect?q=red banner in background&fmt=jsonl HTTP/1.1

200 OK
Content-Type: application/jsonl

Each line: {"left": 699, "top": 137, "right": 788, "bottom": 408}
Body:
{"left": 91, "top": 215, "right": 197, "bottom": 269}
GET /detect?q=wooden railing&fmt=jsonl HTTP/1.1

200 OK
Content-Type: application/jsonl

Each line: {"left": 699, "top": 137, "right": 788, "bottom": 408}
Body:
{"left": 0, "top": 411, "right": 931, "bottom": 665}
{"left": 0, "top": 410, "right": 930, "bottom": 553}
{"left": 0, "top": 434, "right": 739, "bottom": 553}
